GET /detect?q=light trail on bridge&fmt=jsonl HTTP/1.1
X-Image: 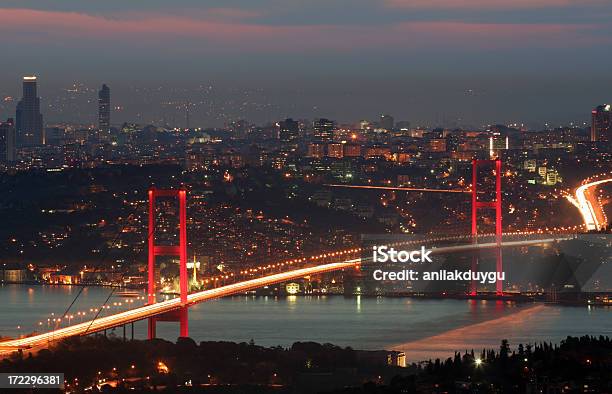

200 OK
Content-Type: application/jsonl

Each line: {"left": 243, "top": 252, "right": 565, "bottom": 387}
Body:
{"left": 566, "top": 178, "right": 612, "bottom": 231}
{"left": 0, "top": 237, "right": 570, "bottom": 355}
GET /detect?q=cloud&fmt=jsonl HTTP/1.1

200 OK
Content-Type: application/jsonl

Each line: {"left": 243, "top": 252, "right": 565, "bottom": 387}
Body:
{"left": 203, "top": 8, "right": 262, "bottom": 21}
{"left": 385, "top": 0, "right": 598, "bottom": 9}
{"left": 393, "top": 21, "right": 602, "bottom": 49}
{"left": 0, "top": 8, "right": 605, "bottom": 53}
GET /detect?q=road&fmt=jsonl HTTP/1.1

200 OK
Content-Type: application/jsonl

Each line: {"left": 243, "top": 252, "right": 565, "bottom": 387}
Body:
{"left": 566, "top": 178, "right": 612, "bottom": 231}
{"left": 0, "top": 237, "right": 569, "bottom": 355}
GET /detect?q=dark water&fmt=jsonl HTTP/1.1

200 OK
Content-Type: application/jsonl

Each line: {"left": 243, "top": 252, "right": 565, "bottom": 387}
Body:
{"left": 1, "top": 284, "right": 610, "bottom": 361}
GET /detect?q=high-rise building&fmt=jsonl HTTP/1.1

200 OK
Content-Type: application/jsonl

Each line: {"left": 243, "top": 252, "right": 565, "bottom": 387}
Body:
{"left": 15, "top": 76, "right": 44, "bottom": 146}
{"left": 98, "top": 84, "right": 111, "bottom": 137}
{"left": 278, "top": 118, "right": 299, "bottom": 143}
{"left": 230, "top": 120, "right": 249, "bottom": 139}
{"left": 0, "top": 118, "right": 17, "bottom": 163}
{"left": 379, "top": 114, "right": 394, "bottom": 130}
{"left": 591, "top": 104, "right": 610, "bottom": 142}
{"left": 313, "top": 118, "right": 335, "bottom": 142}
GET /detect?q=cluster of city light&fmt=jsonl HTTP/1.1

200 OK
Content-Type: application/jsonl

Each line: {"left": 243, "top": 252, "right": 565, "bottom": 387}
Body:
{"left": 81, "top": 364, "right": 153, "bottom": 391}
{"left": 205, "top": 248, "right": 363, "bottom": 284}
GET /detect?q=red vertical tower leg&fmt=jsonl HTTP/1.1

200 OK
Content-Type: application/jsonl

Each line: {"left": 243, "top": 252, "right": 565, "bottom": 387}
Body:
{"left": 178, "top": 189, "right": 189, "bottom": 337}
{"left": 148, "top": 189, "right": 156, "bottom": 339}
{"left": 179, "top": 190, "right": 188, "bottom": 304}
{"left": 179, "top": 307, "right": 189, "bottom": 338}
{"left": 495, "top": 160, "right": 503, "bottom": 296}
{"left": 147, "top": 187, "right": 189, "bottom": 340}
{"left": 470, "top": 160, "right": 478, "bottom": 296}
{"left": 148, "top": 317, "right": 156, "bottom": 339}
{"left": 471, "top": 159, "right": 503, "bottom": 296}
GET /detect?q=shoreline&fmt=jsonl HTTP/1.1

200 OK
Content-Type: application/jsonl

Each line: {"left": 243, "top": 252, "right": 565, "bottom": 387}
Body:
{"left": 1, "top": 282, "right": 610, "bottom": 307}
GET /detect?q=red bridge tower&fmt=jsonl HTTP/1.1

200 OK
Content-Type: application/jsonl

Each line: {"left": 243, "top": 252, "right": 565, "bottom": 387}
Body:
{"left": 471, "top": 159, "right": 503, "bottom": 296}
{"left": 147, "top": 187, "right": 189, "bottom": 339}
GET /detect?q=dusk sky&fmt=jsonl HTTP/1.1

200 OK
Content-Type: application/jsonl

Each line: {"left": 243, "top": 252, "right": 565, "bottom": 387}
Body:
{"left": 1, "top": 0, "right": 611, "bottom": 127}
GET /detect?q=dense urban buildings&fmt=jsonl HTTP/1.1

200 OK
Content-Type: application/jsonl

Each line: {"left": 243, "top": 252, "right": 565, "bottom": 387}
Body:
{"left": 15, "top": 76, "right": 44, "bottom": 146}
{"left": 0, "top": 73, "right": 609, "bottom": 287}
{"left": 0, "top": 118, "right": 16, "bottom": 163}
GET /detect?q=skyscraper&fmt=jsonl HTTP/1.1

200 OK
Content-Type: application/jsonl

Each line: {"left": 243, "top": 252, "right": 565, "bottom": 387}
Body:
{"left": 15, "top": 76, "right": 44, "bottom": 146}
{"left": 278, "top": 118, "right": 299, "bottom": 143}
{"left": 313, "top": 118, "right": 335, "bottom": 142}
{"left": 98, "top": 84, "right": 111, "bottom": 137}
{"left": 0, "top": 118, "right": 16, "bottom": 163}
{"left": 591, "top": 104, "right": 610, "bottom": 143}
{"left": 379, "top": 114, "right": 394, "bottom": 130}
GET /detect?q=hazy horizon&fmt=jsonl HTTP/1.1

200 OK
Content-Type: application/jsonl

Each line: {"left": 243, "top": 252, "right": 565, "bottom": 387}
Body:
{"left": 1, "top": 0, "right": 611, "bottom": 128}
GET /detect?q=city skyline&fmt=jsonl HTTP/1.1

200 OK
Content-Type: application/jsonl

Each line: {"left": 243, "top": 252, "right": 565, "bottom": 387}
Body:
{"left": 0, "top": 1, "right": 611, "bottom": 126}
{"left": 0, "top": 75, "right": 609, "bottom": 130}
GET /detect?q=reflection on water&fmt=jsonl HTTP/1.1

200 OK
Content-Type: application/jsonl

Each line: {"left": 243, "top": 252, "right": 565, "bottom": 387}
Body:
{"left": 393, "top": 304, "right": 547, "bottom": 361}
{"left": 395, "top": 303, "right": 612, "bottom": 361}
{"left": 1, "top": 284, "right": 610, "bottom": 361}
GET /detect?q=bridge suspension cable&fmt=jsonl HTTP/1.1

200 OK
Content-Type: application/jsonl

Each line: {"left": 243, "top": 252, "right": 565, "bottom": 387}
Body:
{"left": 325, "top": 184, "right": 471, "bottom": 193}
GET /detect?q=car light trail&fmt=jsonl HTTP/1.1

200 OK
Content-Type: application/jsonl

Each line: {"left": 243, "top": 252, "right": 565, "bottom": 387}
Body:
{"left": 566, "top": 178, "right": 611, "bottom": 231}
